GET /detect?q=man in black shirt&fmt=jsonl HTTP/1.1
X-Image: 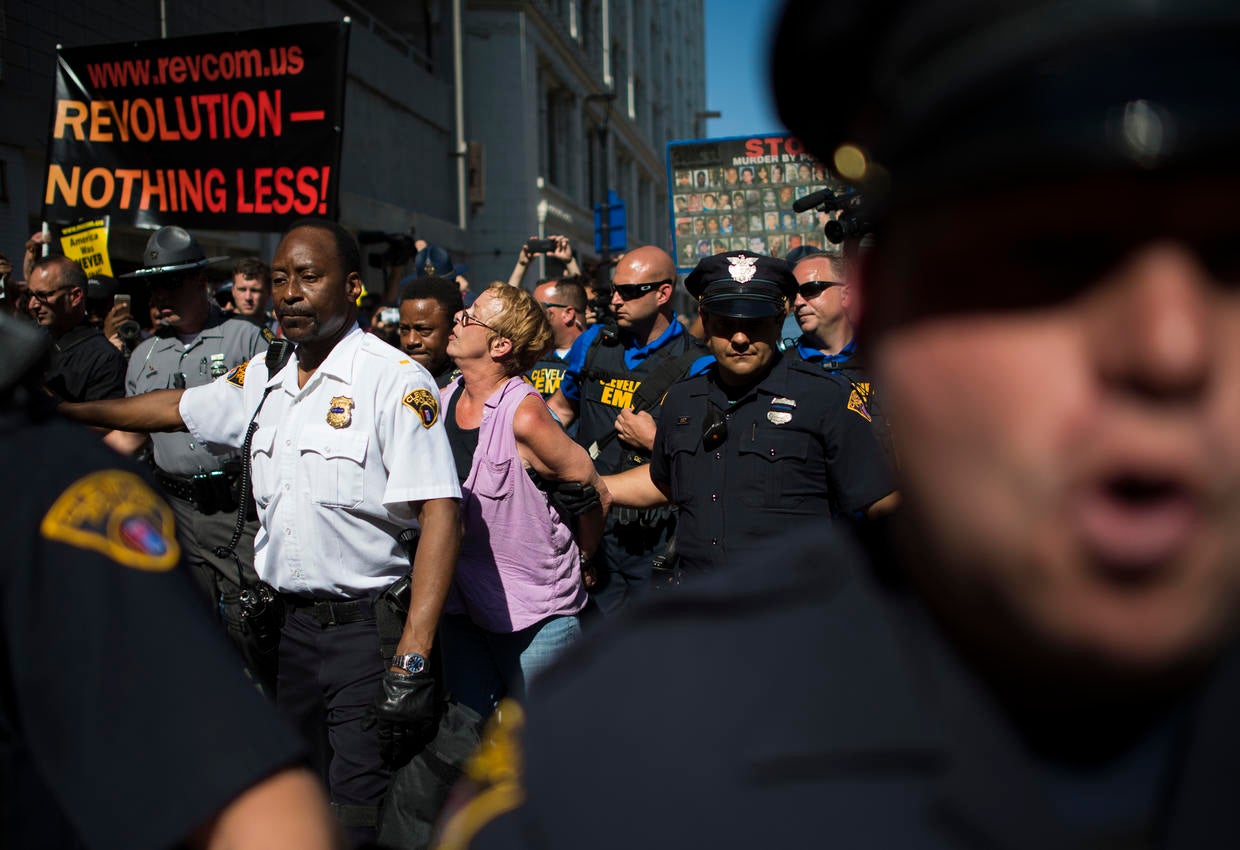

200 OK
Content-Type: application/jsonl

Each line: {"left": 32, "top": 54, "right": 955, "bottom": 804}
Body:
{"left": 28, "top": 255, "right": 125, "bottom": 402}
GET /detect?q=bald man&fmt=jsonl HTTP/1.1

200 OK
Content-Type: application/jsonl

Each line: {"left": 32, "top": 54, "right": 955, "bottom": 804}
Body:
{"left": 791, "top": 252, "right": 894, "bottom": 462}
{"left": 548, "top": 246, "right": 708, "bottom": 614}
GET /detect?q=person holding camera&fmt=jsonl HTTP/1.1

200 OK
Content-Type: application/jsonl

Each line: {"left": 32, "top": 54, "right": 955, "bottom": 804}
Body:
{"left": 26, "top": 254, "right": 126, "bottom": 403}
{"left": 115, "top": 225, "right": 274, "bottom": 692}
{"left": 508, "top": 235, "right": 581, "bottom": 289}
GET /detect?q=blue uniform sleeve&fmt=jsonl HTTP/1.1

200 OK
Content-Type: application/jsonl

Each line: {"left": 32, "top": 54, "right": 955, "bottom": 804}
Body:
{"left": 558, "top": 325, "right": 602, "bottom": 404}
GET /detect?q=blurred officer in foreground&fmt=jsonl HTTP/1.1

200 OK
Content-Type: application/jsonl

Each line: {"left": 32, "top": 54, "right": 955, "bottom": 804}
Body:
{"left": 603, "top": 251, "right": 896, "bottom": 578}
{"left": 0, "top": 312, "right": 341, "bottom": 850}
{"left": 439, "top": 2, "right": 1240, "bottom": 847}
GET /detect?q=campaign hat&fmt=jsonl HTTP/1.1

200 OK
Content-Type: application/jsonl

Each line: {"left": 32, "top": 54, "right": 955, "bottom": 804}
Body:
{"left": 412, "top": 245, "right": 458, "bottom": 280}
{"left": 685, "top": 251, "right": 797, "bottom": 319}
{"left": 772, "top": 0, "right": 1240, "bottom": 206}
{"left": 121, "top": 226, "right": 229, "bottom": 279}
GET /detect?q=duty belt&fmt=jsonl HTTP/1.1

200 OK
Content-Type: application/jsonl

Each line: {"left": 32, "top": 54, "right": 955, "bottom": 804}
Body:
{"left": 154, "top": 469, "right": 198, "bottom": 503}
{"left": 282, "top": 594, "right": 374, "bottom": 627}
{"left": 154, "top": 464, "right": 241, "bottom": 515}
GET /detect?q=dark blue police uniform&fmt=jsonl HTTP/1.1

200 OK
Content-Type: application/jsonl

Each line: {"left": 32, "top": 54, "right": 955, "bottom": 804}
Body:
{"left": 651, "top": 352, "right": 892, "bottom": 573}
{"left": 0, "top": 321, "right": 304, "bottom": 850}
{"left": 789, "top": 335, "right": 895, "bottom": 463}
{"left": 559, "top": 319, "right": 704, "bottom": 612}
{"left": 447, "top": 523, "right": 1240, "bottom": 850}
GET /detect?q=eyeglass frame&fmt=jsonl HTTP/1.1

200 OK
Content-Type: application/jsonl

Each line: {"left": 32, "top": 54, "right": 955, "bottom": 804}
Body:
{"left": 454, "top": 309, "right": 501, "bottom": 334}
{"left": 26, "top": 285, "right": 79, "bottom": 306}
{"left": 539, "top": 301, "right": 571, "bottom": 310}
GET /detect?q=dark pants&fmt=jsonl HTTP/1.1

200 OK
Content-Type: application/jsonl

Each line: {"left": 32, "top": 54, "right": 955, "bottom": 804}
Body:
{"left": 588, "top": 510, "right": 676, "bottom": 617}
{"left": 277, "top": 603, "right": 389, "bottom": 848}
{"left": 166, "top": 493, "right": 276, "bottom": 694}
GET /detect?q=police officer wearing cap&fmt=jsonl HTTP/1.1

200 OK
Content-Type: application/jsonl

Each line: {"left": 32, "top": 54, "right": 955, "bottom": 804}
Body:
{"left": 438, "top": 1, "right": 1240, "bottom": 848}
{"left": 118, "top": 225, "right": 272, "bottom": 689}
{"left": 603, "top": 251, "right": 896, "bottom": 577}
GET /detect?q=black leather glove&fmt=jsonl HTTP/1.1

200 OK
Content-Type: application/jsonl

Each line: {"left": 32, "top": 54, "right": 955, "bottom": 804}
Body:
{"left": 366, "top": 671, "right": 440, "bottom": 770}
{"left": 549, "top": 482, "right": 600, "bottom": 516}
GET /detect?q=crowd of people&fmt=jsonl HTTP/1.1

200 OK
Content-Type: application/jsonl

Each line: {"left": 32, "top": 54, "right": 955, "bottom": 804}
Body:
{"left": 6, "top": 0, "right": 1240, "bottom": 848}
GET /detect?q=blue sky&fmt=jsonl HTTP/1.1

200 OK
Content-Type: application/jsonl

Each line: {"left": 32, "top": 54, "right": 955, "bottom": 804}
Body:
{"left": 703, "top": 0, "right": 786, "bottom": 138}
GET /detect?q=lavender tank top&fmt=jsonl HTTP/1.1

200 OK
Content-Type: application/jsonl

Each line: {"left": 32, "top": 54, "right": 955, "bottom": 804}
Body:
{"left": 442, "top": 376, "right": 587, "bottom": 632}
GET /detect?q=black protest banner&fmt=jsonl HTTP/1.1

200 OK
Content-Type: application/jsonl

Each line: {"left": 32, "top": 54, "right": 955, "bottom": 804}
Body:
{"left": 666, "top": 134, "right": 839, "bottom": 271}
{"left": 43, "top": 21, "right": 348, "bottom": 232}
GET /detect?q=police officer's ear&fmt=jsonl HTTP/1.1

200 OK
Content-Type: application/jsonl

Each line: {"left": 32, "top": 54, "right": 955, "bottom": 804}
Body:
{"left": 344, "top": 270, "right": 363, "bottom": 304}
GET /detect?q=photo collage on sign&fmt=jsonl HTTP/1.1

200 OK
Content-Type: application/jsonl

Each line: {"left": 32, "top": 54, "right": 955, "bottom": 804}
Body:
{"left": 668, "top": 136, "right": 839, "bottom": 270}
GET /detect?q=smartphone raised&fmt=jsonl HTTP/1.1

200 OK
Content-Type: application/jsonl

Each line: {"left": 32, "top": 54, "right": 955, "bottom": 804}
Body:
{"left": 113, "top": 293, "right": 132, "bottom": 314}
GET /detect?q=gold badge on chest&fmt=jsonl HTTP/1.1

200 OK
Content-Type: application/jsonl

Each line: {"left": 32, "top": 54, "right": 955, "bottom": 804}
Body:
{"left": 327, "top": 396, "right": 355, "bottom": 429}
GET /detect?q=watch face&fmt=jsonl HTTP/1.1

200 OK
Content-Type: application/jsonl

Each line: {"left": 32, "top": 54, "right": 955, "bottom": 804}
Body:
{"left": 399, "top": 653, "right": 426, "bottom": 674}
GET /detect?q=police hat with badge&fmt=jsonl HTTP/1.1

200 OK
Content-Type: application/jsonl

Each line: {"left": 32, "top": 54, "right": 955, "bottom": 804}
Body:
{"left": 684, "top": 251, "right": 798, "bottom": 319}
{"left": 121, "top": 226, "right": 229, "bottom": 281}
{"left": 772, "top": 0, "right": 1240, "bottom": 212}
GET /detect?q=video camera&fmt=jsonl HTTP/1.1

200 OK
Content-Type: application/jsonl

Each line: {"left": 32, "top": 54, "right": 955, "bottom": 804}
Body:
{"left": 791, "top": 186, "right": 872, "bottom": 245}
{"left": 358, "top": 230, "right": 417, "bottom": 269}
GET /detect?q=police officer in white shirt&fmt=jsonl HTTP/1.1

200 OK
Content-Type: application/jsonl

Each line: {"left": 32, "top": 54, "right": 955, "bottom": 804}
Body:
{"left": 60, "top": 219, "right": 462, "bottom": 847}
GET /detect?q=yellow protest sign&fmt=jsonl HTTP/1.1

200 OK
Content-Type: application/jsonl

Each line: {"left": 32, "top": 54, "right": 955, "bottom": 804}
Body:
{"left": 59, "top": 217, "right": 113, "bottom": 277}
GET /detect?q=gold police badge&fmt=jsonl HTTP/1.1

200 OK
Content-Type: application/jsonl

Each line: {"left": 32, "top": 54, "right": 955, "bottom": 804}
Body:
{"left": 403, "top": 388, "right": 440, "bottom": 428}
{"left": 327, "top": 396, "right": 355, "bottom": 429}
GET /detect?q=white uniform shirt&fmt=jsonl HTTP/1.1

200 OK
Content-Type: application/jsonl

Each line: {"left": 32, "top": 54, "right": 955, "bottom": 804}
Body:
{"left": 180, "top": 325, "right": 460, "bottom": 597}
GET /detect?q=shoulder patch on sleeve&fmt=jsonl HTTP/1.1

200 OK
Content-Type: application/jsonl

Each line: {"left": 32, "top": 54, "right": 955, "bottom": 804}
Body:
{"left": 40, "top": 471, "right": 180, "bottom": 571}
{"left": 260, "top": 326, "right": 276, "bottom": 343}
{"left": 226, "top": 361, "right": 248, "bottom": 388}
{"left": 403, "top": 388, "right": 440, "bottom": 428}
{"left": 435, "top": 699, "right": 526, "bottom": 850}
{"left": 847, "top": 382, "right": 872, "bottom": 422}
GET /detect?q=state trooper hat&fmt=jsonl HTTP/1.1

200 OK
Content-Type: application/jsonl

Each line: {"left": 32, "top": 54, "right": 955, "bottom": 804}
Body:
{"left": 685, "top": 251, "right": 798, "bottom": 319}
{"left": 121, "top": 226, "right": 229, "bottom": 279}
{"left": 412, "top": 244, "right": 458, "bottom": 280}
{"left": 772, "top": 0, "right": 1240, "bottom": 206}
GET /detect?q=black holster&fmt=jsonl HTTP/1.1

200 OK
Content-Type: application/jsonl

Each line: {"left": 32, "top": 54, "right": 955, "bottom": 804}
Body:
{"left": 376, "top": 573, "right": 413, "bottom": 659}
{"left": 238, "top": 581, "right": 284, "bottom": 655}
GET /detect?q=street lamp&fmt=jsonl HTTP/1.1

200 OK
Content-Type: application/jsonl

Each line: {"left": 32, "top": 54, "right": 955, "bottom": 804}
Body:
{"left": 694, "top": 110, "right": 721, "bottom": 139}
{"left": 585, "top": 92, "right": 618, "bottom": 279}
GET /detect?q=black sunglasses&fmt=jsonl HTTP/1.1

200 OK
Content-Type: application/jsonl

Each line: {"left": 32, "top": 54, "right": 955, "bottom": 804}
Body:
{"left": 797, "top": 280, "right": 844, "bottom": 300}
{"left": 539, "top": 301, "right": 571, "bottom": 310}
{"left": 613, "top": 279, "right": 672, "bottom": 300}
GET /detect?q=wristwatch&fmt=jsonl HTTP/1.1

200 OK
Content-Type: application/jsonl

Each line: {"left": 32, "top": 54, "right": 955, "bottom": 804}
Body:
{"left": 390, "top": 653, "right": 427, "bottom": 676}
